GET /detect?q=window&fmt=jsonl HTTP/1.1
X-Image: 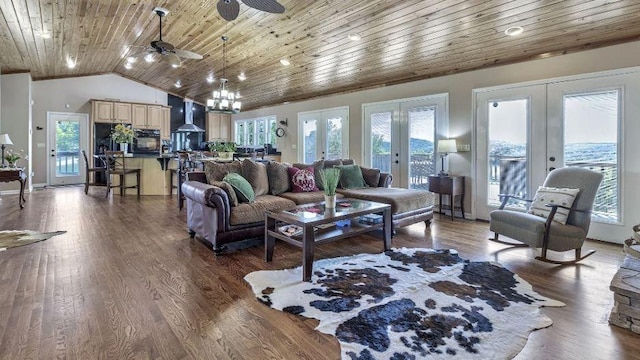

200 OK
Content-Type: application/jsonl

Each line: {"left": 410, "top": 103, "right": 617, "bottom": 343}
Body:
{"left": 234, "top": 116, "right": 277, "bottom": 148}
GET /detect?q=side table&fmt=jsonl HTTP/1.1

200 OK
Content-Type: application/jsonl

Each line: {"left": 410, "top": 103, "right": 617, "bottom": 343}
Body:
{"left": 0, "top": 168, "right": 27, "bottom": 209}
{"left": 428, "top": 175, "right": 464, "bottom": 220}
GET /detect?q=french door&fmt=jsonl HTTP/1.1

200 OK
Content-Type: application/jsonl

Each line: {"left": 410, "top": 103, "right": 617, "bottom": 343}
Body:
{"left": 476, "top": 73, "right": 628, "bottom": 241}
{"left": 298, "top": 107, "right": 349, "bottom": 163}
{"left": 47, "top": 112, "right": 89, "bottom": 185}
{"left": 363, "top": 95, "right": 447, "bottom": 189}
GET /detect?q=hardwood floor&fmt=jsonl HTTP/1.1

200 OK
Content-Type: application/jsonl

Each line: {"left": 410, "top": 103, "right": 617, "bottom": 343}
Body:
{"left": 0, "top": 186, "right": 639, "bottom": 359}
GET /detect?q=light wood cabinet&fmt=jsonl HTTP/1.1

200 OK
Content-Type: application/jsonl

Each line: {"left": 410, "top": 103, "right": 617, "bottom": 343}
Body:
{"left": 93, "top": 101, "right": 114, "bottom": 123}
{"left": 161, "top": 107, "right": 171, "bottom": 140}
{"left": 147, "top": 106, "right": 163, "bottom": 129}
{"left": 206, "top": 113, "right": 231, "bottom": 141}
{"left": 131, "top": 104, "right": 147, "bottom": 128}
{"left": 113, "top": 102, "right": 132, "bottom": 123}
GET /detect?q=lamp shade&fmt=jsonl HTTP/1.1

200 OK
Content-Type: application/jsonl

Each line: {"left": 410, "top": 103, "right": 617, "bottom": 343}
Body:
{"left": 0, "top": 134, "right": 13, "bottom": 145}
{"left": 437, "top": 139, "right": 457, "bottom": 153}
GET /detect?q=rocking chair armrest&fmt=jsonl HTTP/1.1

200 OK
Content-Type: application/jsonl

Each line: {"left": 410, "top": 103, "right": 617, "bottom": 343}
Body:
{"left": 498, "top": 194, "right": 533, "bottom": 210}
{"left": 544, "top": 203, "right": 591, "bottom": 213}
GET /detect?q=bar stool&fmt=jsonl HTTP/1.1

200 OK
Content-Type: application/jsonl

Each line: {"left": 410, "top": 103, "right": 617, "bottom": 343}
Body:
{"left": 81, "top": 150, "right": 107, "bottom": 195}
{"left": 105, "top": 151, "right": 141, "bottom": 197}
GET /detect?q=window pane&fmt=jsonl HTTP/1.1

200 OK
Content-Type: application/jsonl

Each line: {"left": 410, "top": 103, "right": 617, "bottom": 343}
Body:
{"left": 408, "top": 107, "right": 435, "bottom": 190}
{"left": 302, "top": 119, "right": 317, "bottom": 163}
{"left": 246, "top": 121, "right": 254, "bottom": 146}
{"left": 256, "top": 120, "right": 266, "bottom": 146}
{"left": 564, "top": 91, "right": 619, "bottom": 222}
{"left": 236, "top": 122, "right": 245, "bottom": 145}
{"left": 370, "top": 112, "right": 392, "bottom": 174}
{"left": 269, "top": 119, "right": 277, "bottom": 147}
{"left": 488, "top": 99, "right": 528, "bottom": 207}
{"left": 56, "top": 120, "right": 80, "bottom": 176}
{"left": 325, "top": 117, "right": 343, "bottom": 160}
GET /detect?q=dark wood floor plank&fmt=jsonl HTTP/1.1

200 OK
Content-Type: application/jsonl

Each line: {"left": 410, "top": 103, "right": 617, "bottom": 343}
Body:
{"left": 0, "top": 186, "right": 639, "bottom": 359}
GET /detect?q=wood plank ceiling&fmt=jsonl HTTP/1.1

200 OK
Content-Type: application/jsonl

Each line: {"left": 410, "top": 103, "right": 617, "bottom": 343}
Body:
{"left": 1, "top": 0, "right": 640, "bottom": 111}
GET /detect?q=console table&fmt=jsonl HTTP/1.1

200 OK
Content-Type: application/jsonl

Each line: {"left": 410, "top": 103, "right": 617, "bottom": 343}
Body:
{"left": 0, "top": 168, "right": 27, "bottom": 209}
{"left": 428, "top": 175, "right": 464, "bottom": 220}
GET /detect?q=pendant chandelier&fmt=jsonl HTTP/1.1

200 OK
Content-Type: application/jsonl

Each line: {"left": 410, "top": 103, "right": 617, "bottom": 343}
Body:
{"left": 206, "top": 35, "right": 242, "bottom": 114}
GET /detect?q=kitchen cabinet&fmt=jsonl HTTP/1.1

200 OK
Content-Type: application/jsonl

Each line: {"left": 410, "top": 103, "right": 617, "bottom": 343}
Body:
{"left": 113, "top": 102, "right": 132, "bottom": 123}
{"left": 206, "top": 113, "right": 231, "bottom": 141}
{"left": 131, "top": 104, "right": 162, "bottom": 130}
{"left": 131, "top": 104, "right": 147, "bottom": 128}
{"left": 92, "top": 101, "right": 132, "bottom": 124}
{"left": 161, "top": 107, "right": 171, "bottom": 140}
{"left": 147, "top": 106, "right": 163, "bottom": 129}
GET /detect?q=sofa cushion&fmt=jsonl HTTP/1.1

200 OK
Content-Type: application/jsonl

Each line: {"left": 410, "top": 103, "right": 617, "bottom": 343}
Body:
{"left": 204, "top": 160, "right": 242, "bottom": 183}
{"left": 337, "top": 187, "right": 433, "bottom": 214}
{"left": 267, "top": 161, "right": 291, "bottom": 195}
{"left": 242, "top": 159, "right": 269, "bottom": 197}
{"left": 337, "top": 164, "right": 367, "bottom": 189}
{"left": 223, "top": 173, "right": 255, "bottom": 203}
{"left": 279, "top": 191, "right": 344, "bottom": 205}
{"left": 288, "top": 166, "right": 319, "bottom": 192}
{"left": 229, "top": 195, "right": 296, "bottom": 226}
{"left": 341, "top": 159, "right": 355, "bottom": 165}
{"left": 293, "top": 161, "right": 325, "bottom": 189}
{"left": 360, "top": 166, "right": 381, "bottom": 188}
{"left": 210, "top": 180, "right": 239, "bottom": 207}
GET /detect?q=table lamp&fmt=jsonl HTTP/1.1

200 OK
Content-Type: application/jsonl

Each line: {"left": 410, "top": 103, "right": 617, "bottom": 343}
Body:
{"left": 437, "top": 139, "right": 457, "bottom": 176}
{"left": 0, "top": 134, "right": 13, "bottom": 168}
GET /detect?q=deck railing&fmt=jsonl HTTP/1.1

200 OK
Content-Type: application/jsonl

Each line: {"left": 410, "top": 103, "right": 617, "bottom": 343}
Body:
{"left": 56, "top": 150, "right": 80, "bottom": 176}
{"left": 371, "top": 154, "right": 434, "bottom": 190}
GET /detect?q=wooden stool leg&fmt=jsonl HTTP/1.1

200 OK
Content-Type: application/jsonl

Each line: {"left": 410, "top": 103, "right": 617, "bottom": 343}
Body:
{"left": 137, "top": 171, "right": 141, "bottom": 197}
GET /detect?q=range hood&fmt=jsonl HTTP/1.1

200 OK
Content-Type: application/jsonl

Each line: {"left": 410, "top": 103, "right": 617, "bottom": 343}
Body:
{"left": 176, "top": 99, "right": 204, "bottom": 132}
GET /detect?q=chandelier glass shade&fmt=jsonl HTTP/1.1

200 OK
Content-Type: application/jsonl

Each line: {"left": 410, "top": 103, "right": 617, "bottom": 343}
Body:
{"left": 206, "top": 35, "right": 242, "bottom": 114}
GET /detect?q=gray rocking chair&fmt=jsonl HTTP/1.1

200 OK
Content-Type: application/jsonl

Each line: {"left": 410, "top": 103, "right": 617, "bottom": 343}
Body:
{"left": 489, "top": 167, "right": 603, "bottom": 264}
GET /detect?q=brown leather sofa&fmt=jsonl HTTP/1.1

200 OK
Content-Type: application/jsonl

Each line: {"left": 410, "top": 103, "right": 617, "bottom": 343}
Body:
{"left": 182, "top": 160, "right": 434, "bottom": 254}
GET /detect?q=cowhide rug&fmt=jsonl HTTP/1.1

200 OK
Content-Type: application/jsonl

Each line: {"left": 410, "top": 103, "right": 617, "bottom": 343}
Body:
{"left": 0, "top": 230, "right": 66, "bottom": 251}
{"left": 245, "top": 248, "right": 564, "bottom": 359}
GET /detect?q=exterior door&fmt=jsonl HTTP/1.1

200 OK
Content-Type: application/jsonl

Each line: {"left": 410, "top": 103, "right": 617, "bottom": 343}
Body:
{"left": 363, "top": 95, "right": 446, "bottom": 188}
{"left": 298, "top": 107, "right": 349, "bottom": 163}
{"left": 47, "top": 112, "right": 89, "bottom": 185}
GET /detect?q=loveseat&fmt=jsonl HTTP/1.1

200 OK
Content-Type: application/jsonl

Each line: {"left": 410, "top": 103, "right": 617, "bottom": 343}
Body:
{"left": 181, "top": 158, "right": 434, "bottom": 254}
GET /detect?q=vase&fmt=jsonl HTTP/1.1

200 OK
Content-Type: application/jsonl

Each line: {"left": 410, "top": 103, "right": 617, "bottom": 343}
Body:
{"left": 120, "top": 143, "right": 128, "bottom": 154}
{"left": 217, "top": 151, "right": 233, "bottom": 161}
{"left": 324, "top": 194, "right": 337, "bottom": 209}
{"left": 7, "top": 161, "right": 15, "bottom": 168}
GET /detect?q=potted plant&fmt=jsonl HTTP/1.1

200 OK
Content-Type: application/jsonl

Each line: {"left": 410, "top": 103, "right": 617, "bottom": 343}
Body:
{"left": 111, "top": 124, "right": 135, "bottom": 154}
{"left": 319, "top": 167, "right": 341, "bottom": 208}
{"left": 4, "top": 149, "right": 26, "bottom": 168}
{"left": 208, "top": 141, "right": 237, "bottom": 161}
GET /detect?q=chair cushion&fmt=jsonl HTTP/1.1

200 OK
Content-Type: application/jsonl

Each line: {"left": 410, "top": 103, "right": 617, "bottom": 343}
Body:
{"left": 204, "top": 161, "right": 242, "bottom": 183}
{"left": 210, "top": 181, "right": 238, "bottom": 207}
{"left": 527, "top": 186, "right": 580, "bottom": 225}
{"left": 337, "top": 164, "right": 367, "bottom": 189}
{"left": 229, "top": 195, "right": 296, "bottom": 226}
{"left": 288, "top": 166, "right": 319, "bottom": 192}
{"left": 360, "top": 166, "right": 381, "bottom": 188}
{"left": 267, "top": 161, "right": 291, "bottom": 195}
{"left": 223, "top": 173, "right": 255, "bottom": 203}
{"left": 242, "top": 159, "right": 269, "bottom": 197}
{"left": 337, "top": 187, "right": 433, "bottom": 214}
{"left": 279, "top": 191, "right": 344, "bottom": 205}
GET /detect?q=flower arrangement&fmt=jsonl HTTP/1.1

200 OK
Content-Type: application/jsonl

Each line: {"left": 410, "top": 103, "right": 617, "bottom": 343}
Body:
{"left": 319, "top": 168, "right": 341, "bottom": 196}
{"left": 111, "top": 124, "right": 135, "bottom": 143}
{"left": 4, "top": 149, "right": 26, "bottom": 166}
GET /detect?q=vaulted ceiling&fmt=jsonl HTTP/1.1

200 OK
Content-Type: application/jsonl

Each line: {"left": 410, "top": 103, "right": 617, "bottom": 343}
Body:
{"left": 2, "top": 0, "right": 640, "bottom": 111}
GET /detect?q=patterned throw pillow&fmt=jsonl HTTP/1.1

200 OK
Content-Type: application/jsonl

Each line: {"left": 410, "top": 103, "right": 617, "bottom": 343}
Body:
{"left": 223, "top": 173, "right": 255, "bottom": 203}
{"left": 527, "top": 186, "right": 580, "bottom": 225}
{"left": 288, "top": 166, "right": 319, "bottom": 192}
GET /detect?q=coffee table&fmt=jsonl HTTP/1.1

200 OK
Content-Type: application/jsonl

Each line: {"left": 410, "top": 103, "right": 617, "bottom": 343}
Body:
{"left": 264, "top": 198, "right": 392, "bottom": 281}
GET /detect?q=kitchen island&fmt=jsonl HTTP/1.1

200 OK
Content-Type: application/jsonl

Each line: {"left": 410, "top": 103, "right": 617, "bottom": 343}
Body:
{"left": 105, "top": 154, "right": 178, "bottom": 196}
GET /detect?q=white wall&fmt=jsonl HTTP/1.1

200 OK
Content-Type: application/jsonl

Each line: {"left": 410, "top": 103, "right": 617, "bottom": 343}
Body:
{"left": 31, "top": 74, "right": 167, "bottom": 185}
{"left": 0, "top": 73, "right": 32, "bottom": 191}
{"left": 235, "top": 40, "right": 640, "bottom": 243}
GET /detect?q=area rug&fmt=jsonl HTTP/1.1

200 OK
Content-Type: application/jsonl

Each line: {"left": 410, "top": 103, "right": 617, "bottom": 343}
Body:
{"left": 245, "top": 248, "right": 564, "bottom": 359}
{"left": 0, "top": 230, "right": 66, "bottom": 251}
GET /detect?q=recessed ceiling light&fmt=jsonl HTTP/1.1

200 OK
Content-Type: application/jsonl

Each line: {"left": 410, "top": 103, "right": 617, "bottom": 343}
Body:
{"left": 41, "top": 31, "right": 51, "bottom": 39}
{"left": 504, "top": 26, "right": 524, "bottom": 36}
{"left": 348, "top": 33, "right": 361, "bottom": 41}
{"left": 66, "top": 58, "right": 76, "bottom": 69}
{"left": 124, "top": 63, "right": 133, "bottom": 70}
{"left": 126, "top": 56, "right": 137, "bottom": 63}
{"left": 238, "top": 72, "right": 246, "bottom": 81}
{"left": 280, "top": 59, "right": 291, "bottom": 66}
{"left": 144, "top": 53, "right": 155, "bottom": 63}
{"left": 174, "top": 81, "right": 182, "bottom": 88}
{"left": 171, "top": 64, "right": 179, "bottom": 68}
{"left": 206, "top": 75, "right": 215, "bottom": 83}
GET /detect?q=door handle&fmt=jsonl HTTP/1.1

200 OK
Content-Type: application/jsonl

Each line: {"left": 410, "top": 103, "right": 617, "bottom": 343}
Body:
{"left": 549, "top": 156, "right": 556, "bottom": 161}
{"left": 549, "top": 167, "right": 556, "bottom": 171}
{"left": 395, "top": 160, "right": 399, "bottom": 164}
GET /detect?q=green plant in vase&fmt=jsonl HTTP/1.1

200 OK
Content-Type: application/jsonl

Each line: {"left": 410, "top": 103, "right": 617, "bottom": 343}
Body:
{"left": 4, "top": 149, "right": 25, "bottom": 168}
{"left": 111, "top": 124, "right": 135, "bottom": 153}
{"left": 320, "top": 168, "right": 341, "bottom": 208}
{"left": 209, "top": 141, "right": 237, "bottom": 160}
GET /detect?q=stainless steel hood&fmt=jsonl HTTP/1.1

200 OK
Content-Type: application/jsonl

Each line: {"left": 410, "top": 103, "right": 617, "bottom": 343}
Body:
{"left": 176, "top": 99, "right": 204, "bottom": 132}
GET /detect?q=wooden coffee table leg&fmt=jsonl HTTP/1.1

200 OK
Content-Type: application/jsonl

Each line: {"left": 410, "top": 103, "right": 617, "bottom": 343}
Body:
{"left": 302, "top": 225, "right": 315, "bottom": 281}
{"left": 383, "top": 208, "right": 392, "bottom": 251}
{"left": 265, "top": 216, "right": 276, "bottom": 262}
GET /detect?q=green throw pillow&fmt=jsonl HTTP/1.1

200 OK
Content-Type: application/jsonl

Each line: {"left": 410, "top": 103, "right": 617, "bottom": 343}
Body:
{"left": 337, "top": 164, "right": 367, "bottom": 189}
{"left": 223, "top": 173, "right": 255, "bottom": 203}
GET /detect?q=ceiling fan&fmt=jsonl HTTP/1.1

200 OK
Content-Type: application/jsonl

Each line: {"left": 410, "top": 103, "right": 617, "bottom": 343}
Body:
{"left": 216, "top": 0, "right": 285, "bottom": 21}
{"left": 131, "top": 7, "right": 203, "bottom": 67}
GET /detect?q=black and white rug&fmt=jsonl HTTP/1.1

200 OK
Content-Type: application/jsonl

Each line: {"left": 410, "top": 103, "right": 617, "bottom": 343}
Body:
{"left": 245, "top": 248, "right": 564, "bottom": 359}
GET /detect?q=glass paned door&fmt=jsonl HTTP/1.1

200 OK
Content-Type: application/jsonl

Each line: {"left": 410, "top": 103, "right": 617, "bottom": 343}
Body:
{"left": 300, "top": 115, "right": 318, "bottom": 163}
{"left": 369, "top": 111, "right": 393, "bottom": 174}
{"left": 325, "top": 116, "right": 343, "bottom": 160}
{"left": 298, "top": 107, "right": 349, "bottom": 163}
{"left": 407, "top": 107, "right": 436, "bottom": 190}
{"left": 47, "top": 112, "right": 89, "bottom": 185}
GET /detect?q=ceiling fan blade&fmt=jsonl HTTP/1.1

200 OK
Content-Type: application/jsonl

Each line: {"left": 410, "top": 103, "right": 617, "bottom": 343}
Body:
{"left": 174, "top": 49, "right": 203, "bottom": 60}
{"left": 161, "top": 52, "right": 182, "bottom": 67}
{"left": 217, "top": 0, "right": 240, "bottom": 21}
{"left": 241, "top": 0, "right": 285, "bottom": 14}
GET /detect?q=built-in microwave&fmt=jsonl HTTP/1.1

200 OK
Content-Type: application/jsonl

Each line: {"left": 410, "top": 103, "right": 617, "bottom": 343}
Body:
{"left": 133, "top": 129, "right": 161, "bottom": 154}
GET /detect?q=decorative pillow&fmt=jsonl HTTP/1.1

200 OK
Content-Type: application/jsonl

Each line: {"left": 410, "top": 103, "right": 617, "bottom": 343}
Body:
{"left": 337, "top": 164, "right": 367, "bottom": 189}
{"left": 204, "top": 161, "right": 242, "bottom": 183}
{"left": 527, "top": 186, "right": 580, "bottom": 225}
{"left": 341, "top": 159, "right": 355, "bottom": 165}
{"left": 210, "top": 180, "right": 239, "bottom": 207}
{"left": 293, "top": 161, "right": 325, "bottom": 190}
{"left": 360, "top": 166, "right": 381, "bottom": 187}
{"left": 267, "top": 161, "right": 291, "bottom": 195}
{"left": 223, "top": 173, "right": 255, "bottom": 203}
{"left": 288, "top": 166, "right": 319, "bottom": 192}
{"left": 242, "top": 159, "right": 269, "bottom": 197}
